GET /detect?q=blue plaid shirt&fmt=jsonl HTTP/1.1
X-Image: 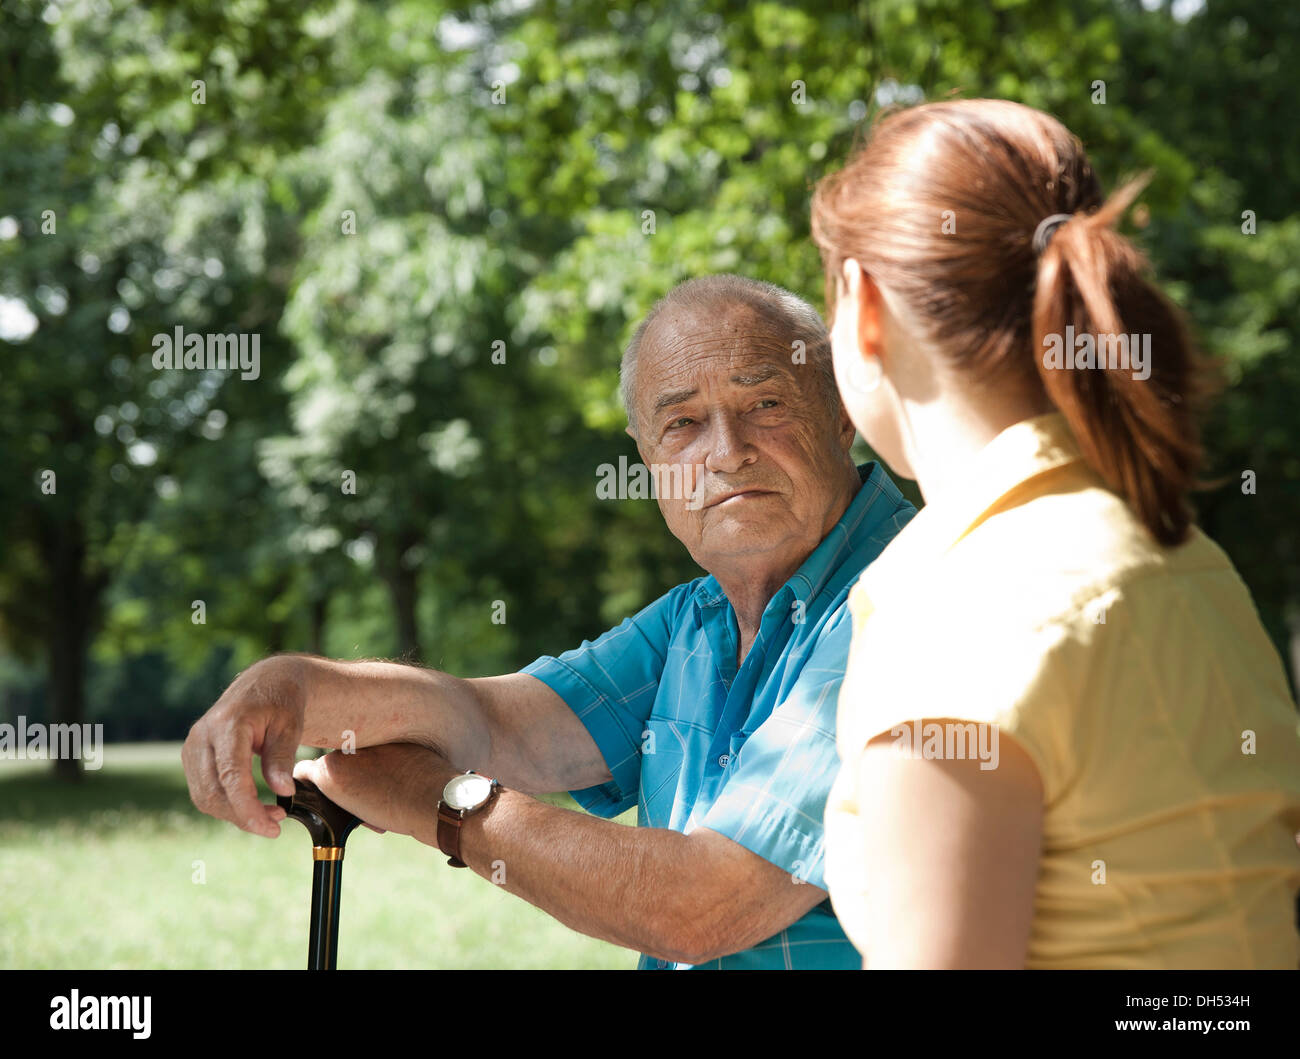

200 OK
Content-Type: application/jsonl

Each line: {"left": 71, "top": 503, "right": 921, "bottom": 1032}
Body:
{"left": 521, "top": 462, "right": 914, "bottom": 968}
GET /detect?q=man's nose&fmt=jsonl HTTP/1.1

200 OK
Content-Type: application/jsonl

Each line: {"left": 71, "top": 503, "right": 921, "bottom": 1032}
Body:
{"left": 702, "top": 412, "right": 756, "bottom": 475}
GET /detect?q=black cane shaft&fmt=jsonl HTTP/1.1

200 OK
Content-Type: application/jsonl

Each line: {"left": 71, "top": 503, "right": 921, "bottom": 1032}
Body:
{"left": 278, "top": 776, "right": 361, "bottom": 971}
{"left": 308, "top": 854, "right": 345, "bottom": 970}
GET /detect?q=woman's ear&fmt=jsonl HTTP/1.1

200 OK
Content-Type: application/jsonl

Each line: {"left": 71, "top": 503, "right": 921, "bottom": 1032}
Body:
{"left": 847, "top": 260, "right": 886, "bottom": 364}
{"left": 835, "top": 258, "right": 886, "bottom": 398}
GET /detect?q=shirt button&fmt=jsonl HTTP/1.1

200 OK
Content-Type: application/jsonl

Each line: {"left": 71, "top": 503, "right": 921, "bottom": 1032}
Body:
{"left": 717, "top": 753, "right": 730, "bottom": 769}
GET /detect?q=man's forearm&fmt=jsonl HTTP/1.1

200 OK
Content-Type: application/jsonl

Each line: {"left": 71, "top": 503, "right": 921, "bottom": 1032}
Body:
{"left": 431, "top": 788, "right": 708, "bottom": 962}
{"left": 418, "top": 782, "right": 820, "bottom": 964}
{"left": 265, "top": 653, "right": 490, "bottom": 766}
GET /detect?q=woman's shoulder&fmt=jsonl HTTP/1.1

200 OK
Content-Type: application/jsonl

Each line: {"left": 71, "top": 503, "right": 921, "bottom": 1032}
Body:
{"left": 940, "top": 470, "right": 1239, "bottom": 629}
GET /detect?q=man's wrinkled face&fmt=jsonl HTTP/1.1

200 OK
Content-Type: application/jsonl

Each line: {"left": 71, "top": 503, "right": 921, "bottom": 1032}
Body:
{"left": 629, "top": 304, "right": 854, "bottom": 575}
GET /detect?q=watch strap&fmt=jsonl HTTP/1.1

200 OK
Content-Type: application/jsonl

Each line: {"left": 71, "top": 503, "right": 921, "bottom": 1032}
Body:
{"left": 437, "top": 802, "right": 468, "bottom": 868}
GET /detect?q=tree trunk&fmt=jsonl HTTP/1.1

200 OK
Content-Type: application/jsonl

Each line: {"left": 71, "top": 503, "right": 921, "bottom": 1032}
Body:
{"left": 267, "top": 621, "right": 286, "bottom": 655}
{"left": 389, "top": 565, "right": 421, "bottom": 664}
{"left": 309, "top": 593, "right": 328, "bottom": 656}
{"left": 41, "top": 515, "right": 98, "bottom": 782}
{"left": 46, "top": 618, "right": 87, "bottom": 783}
{"left": 265, "top": 571, "right": 292, "bottom": 654}
{"left": 381, "top": 533, "right": 422, "bottom": 664}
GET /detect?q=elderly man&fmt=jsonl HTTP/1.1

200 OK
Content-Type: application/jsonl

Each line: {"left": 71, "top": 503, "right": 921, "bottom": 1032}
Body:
{"left": 182, "top": 273, "right": 914, "bottom": 969}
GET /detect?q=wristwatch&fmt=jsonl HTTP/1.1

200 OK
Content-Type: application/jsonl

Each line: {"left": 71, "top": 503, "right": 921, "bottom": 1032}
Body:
{"left": 436, "top": 770, "right": 501, "bottom": 868}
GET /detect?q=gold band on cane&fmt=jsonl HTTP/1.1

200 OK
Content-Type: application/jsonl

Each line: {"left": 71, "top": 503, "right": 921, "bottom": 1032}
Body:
{"left": 312, "top": 846, "right": 344, "bottom": 861}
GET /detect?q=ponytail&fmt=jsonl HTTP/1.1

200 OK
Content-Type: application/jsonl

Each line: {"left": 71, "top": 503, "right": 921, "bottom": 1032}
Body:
{"left": 1031, "top": 175, "right": 1212, "bottom": 546}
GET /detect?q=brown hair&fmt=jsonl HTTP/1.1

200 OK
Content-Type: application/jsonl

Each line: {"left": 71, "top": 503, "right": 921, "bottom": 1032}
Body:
{"left": 810, "top": 98, "right": 1215, "bottom": 546}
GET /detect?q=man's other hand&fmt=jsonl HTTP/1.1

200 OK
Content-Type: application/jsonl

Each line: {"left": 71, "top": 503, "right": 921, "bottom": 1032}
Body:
{"left": 182, "top": 657, "right": 306, "bottom": 837}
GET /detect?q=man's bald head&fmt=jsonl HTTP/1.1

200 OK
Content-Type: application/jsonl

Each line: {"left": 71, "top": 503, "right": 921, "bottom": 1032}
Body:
{"left": 620, "top": 275, "right": 839, "bottom": 437}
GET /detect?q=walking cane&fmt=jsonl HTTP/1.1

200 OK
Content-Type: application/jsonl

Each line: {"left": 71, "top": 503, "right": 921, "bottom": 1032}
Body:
{"left": 278, "top": 776, "right": 361, "bottom": 970}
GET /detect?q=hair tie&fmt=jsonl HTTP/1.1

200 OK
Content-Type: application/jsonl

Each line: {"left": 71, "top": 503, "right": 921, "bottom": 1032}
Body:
{"left": 1032, "top": 213, "right": 1073, "bottom": 254}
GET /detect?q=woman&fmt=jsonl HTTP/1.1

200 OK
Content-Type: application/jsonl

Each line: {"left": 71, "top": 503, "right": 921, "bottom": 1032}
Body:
{"left": 814, "top": 98, "right": 1300, "bottom": 968}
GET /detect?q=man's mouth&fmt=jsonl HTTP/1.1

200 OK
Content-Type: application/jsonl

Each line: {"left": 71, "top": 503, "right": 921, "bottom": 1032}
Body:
{"left": 704, "top": 489, "right": 775, "bottom": 509}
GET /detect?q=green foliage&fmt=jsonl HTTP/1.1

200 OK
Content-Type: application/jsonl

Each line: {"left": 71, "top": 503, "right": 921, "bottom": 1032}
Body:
{"left": 1, "top": 0, "right": 1297, "bottom": 737}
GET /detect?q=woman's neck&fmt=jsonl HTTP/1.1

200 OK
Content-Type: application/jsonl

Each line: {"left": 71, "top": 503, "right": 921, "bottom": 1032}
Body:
{"left": 903, "top": 383, "right": 1056, "bottom": 505}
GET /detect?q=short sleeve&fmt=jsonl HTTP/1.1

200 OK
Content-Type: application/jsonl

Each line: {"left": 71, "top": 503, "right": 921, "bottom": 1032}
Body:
{"left": 836, "top": 592, "right": 1085, "bottom": 808}
{"left": 519, "top": 580, "right": 698, "bottom": 817}
{"left": 698, "top": 605, "right": 854, "bottom": 891}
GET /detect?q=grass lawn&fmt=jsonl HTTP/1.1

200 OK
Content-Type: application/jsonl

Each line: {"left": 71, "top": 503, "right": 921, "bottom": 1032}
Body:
{"left": 0, "top": 742, "right": 637, "bottom": 969}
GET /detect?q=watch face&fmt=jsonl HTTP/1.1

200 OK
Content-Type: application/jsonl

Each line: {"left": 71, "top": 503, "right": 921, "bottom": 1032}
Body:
{"left": 444, "top": 772, "right": 493, "bottom": 811}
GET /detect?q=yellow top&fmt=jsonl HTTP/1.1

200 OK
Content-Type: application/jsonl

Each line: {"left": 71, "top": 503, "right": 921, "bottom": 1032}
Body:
{"left": 823, "top": 412, "right": 1300, "bottom": 968}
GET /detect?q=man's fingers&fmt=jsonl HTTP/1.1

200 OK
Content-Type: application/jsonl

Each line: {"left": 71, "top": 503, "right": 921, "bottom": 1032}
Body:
{"left": 258, "top": 719, "right": 301, "bottom": 798}
{"left": 214, "top": 723, "right": 279, "bottom": 837}
{"left": 181, "top": 727, "right": 209, "bottom": 813}
{"left": 293, "top": 753, "right": 384, "bottom": 830}
{"left": 189, "top": 738, "right": 235, "bottom": 822}
{"left": 302, "top": 751, "right": 351, "bottom": 803}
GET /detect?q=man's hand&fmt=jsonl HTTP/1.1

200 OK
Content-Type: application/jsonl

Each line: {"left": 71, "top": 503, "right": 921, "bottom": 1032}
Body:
{"left": 182, "top": 657, "right": 306, "bottom": 837}
{"left": 293, "top": 745, "right": 457, "bottom": 845}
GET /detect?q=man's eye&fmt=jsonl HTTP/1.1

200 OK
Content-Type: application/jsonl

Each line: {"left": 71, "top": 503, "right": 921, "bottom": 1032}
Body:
{"left": 667, "top": 417, "right": 694, "bottom": 429}
{"left": 754, "top": 399, "right": 780, "bottom": 410}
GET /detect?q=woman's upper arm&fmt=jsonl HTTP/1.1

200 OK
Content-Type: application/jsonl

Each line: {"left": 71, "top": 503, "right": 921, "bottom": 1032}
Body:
{"left": 851, "top": 720, "right": 1045, "bottom": 968}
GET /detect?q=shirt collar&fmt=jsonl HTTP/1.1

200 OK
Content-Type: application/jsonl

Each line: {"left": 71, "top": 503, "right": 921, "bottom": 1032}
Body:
{"left": 851, "top": 412, "right": 1086, "bottom": 617}
{"left": 692, "top": 460, "right": 909, "bottom": 613}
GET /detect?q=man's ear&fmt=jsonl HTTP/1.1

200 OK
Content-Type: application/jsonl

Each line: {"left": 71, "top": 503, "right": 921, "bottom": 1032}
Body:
{"left": 837, "top": 401, "right": 857, "bottom": 452}
{"left": 626, "top": 424, "right": 650, "bottom": 464}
